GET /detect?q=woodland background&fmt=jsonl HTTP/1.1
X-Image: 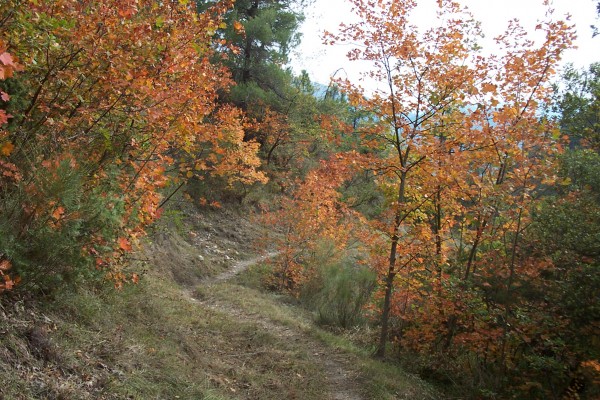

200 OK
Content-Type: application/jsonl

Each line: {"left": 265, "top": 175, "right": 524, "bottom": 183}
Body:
{"left": 0, "top": 0, "right": 599, "bottom": 398}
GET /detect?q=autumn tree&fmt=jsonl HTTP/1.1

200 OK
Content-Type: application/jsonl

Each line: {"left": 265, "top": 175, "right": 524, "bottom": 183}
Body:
{"left": 326, "top": 0, "right": 574, "bottom": 370}
{"left": 0, "top": 39, "right": 22, "bottom": 293}
{"left": 0, "top": 0, "right": 265, "bottom": 291}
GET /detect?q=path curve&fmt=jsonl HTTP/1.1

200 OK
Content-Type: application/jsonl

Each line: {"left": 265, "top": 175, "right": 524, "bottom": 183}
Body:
{"left": 208, "top": 251, "right": 280, "bottom": 283}
{"left": 193, "top": 252, "right": 364, "bottom": 400}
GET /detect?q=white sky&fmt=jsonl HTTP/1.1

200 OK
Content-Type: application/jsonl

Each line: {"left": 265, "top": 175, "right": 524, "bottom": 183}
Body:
{"left": 290, "top": 0, "right": 599, "bottom": 88}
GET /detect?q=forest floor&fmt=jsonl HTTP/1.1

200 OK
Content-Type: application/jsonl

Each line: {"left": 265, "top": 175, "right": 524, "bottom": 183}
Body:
{"left": 0, "top": 197, "right": 439, "bottom": 399}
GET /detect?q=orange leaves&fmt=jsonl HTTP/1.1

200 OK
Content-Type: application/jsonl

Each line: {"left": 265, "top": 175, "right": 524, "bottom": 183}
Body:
{"left": 0, "top": 39, "right": 20, "bottom": 195}
{"left": 0, "top": 52, "right": 13, "bottom": 67}
{"left": 317, "top": 0, "right": 577, "bottom": 365}
{"left": 0, "top": 0, "right": 271, "bottom": 298}
{"left": 0, "top": 0, "right": 268, "bottom": 293}
{"left": 481, "top": 82, "right": 497, "bottom": 94}
{"left": 0, "top": 259, "right": 16, "bottom": 293}
{"left": 51, "top": 206, "right": 65, "bottom": 221}
{"left": 117, "top": 0, "right": 139, "bottom": 19}
{"left": 0, "top": 110, "right": 9, "bottom": 125}
{"left": 0, "top": 42, "right": 16, "bottom": 160}
{"left": 0, "top": 141, "right": 14, "bottom": 156}
{"left": 260, "top": 155, "right": 368, "bottom": 293}
{"left": 117, "top": 237, "right": 132, "bottom": 252}
{"left": 233, "top": 20, "right": 244, "bottom": 34}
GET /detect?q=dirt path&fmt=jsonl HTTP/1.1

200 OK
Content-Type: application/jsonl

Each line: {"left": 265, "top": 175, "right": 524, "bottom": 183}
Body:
{"left": 208, "top": 251, "right": 280, "bottom": 283}
{"left": 191, "top": 254, "right": 364, "bottom": 400}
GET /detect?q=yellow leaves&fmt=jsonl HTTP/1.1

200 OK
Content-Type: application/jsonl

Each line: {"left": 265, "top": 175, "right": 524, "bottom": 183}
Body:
{"left": 559, "top": 177, "right": 572, "bottom": 186}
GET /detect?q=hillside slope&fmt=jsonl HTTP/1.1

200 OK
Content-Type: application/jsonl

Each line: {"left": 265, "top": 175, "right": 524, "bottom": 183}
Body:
{"left": 0, "top": 200, "right": 439, "bottom": 399}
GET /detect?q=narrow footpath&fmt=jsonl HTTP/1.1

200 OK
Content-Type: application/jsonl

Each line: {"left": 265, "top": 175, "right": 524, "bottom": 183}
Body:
{"left": 189, "top": 252, "right": 364, "bottom": 400}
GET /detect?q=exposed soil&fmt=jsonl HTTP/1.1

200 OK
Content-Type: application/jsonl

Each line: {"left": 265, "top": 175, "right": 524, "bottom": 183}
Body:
{"left": 208, "top": 252, "right": 280, "bottom": 283}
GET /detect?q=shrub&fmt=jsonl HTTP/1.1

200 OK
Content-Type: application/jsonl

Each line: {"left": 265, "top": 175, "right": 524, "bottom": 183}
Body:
{"left": 301, "top": 260, "right": 376, "bottom": 329}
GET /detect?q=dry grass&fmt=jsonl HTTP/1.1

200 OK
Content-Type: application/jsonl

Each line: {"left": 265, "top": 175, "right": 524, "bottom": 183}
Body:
{"left": 0, "top": 202, "right": 439, "bottom": 400}
{"left": 0, "top": 269, "right": 330, "bottom": 399}
{"left": 204, "top": 279, "right": 440, "bottom": 400}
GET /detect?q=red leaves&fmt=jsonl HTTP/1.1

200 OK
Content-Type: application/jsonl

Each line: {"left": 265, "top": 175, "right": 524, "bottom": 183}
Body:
{"left": 0, "top": 52, "right": 14, "bottom": 66}
{"left": 0, "top": 39, "right": 23, "bottom": 80}
{"left": 0, "top": 110, "right": 9, "bottom": 125}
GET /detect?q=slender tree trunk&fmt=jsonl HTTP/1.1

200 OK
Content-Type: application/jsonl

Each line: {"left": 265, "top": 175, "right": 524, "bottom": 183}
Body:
{"left": 434, "top": 186, "right": 443, "bottom": 279}
{"left": 376, "top": 171, "right": 407, "bottom": 357}
{"left": 464, "top": 216, "right": 487, "bottom": 280}
{"left": 500, "top": 197, "right": 525, "bottom": 365}
{"left": 434, "top": 128, "right": 446, "bottom": 279}
{"left": 376, "top": 266, "right": 397, "bottom": 357}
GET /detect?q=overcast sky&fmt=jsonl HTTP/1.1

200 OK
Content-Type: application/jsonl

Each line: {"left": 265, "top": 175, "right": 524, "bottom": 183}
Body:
{"left": 290, "top": 0, "right": 599, "bottom": 88}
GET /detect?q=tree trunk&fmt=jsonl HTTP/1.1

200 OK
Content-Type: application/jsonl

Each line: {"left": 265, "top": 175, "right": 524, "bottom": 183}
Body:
{"left": 434, "top": 186, "right": 443, "bottom": 279}
{"left": 376, "top": 266, "right": 396, "bottom": 357}
{"left": 376, "top": 171, "right": 407, "bottom": 357}
{"left": 464, "top": 215, "right": 486, "bottom": 280}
